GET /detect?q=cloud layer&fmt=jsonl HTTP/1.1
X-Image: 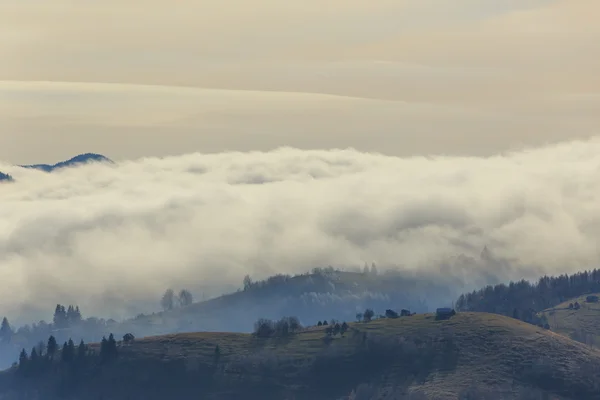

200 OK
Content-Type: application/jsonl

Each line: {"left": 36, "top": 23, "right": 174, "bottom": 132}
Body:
{"left": 3, "top": 140, "right": 600, "bottom": 323}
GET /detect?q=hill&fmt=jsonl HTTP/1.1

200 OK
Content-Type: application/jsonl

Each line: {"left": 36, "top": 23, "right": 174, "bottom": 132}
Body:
{"left": 0, "top": 269, "right": 462, "bottom": 371}
{"left": 20, "top": 153, "right": 113, "bottom": 172}
{"left": 122, "top": 269, "right": 460, "bottom": 337}
{"left": 2, "top": 313, "right": 599, "bottom": 400}
{"left": 540, "top": 293, "right": 600, "bottom": 347}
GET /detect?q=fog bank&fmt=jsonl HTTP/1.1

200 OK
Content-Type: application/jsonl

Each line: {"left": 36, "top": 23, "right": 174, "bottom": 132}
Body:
{"left": 2, "top": 139, "right": 600, "bottom": 322}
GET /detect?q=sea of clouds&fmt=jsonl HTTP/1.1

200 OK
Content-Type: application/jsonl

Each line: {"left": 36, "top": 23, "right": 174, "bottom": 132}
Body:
{"left": 2, "top": 139, "right": 600, "bottom": 323}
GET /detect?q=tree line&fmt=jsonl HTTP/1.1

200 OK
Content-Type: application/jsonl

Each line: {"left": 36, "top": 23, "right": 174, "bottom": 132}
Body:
{"left": 456, "top": 268, "right": 600, "bottom": 324}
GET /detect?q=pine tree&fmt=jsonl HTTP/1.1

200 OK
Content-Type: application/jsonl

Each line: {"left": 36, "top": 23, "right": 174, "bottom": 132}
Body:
{"left": 19, "top": 349, "right": 28, "bottom": 367}
{"left": 77, "top": 340, "right": 87, "bottom": 360}
{"left": 53, "top": 305, "right": 68, "bottom": 329}
{"left": 30, "top": 347, "right": 38, "bottom": 363}
{"left": 0, "top": 317, "right": 12, "bottom": 343}
{"left": 61, "top": 342, "right": 69, "bottom": 362}
{"left": 108, "top": 333, "right": 118, "bottom": 359}
{"left": 100, "top": 336, "right": 108, "bottom": 361}
{"left": 47, "top": 335, "right": 58, "bottom": 360}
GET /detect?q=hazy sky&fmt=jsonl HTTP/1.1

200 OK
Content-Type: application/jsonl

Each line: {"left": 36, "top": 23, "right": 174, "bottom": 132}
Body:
{"left": 1, "top": 0, "right": 599, "bottom": 163}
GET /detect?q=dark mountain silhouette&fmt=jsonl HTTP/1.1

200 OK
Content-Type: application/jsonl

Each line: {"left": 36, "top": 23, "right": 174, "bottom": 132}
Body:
{"left": 21, "top": 153, "right": 113, "bottom": 172}
{"left": 0, "top": 171, "right": 13, "bottom": 182}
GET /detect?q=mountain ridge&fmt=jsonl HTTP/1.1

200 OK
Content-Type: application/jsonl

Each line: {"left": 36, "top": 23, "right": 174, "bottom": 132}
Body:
{"left": 20, "top": 153, "right": 113, "bottom": 172}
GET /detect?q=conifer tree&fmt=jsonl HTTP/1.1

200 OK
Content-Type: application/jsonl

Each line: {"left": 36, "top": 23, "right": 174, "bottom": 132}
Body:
{"left": 0, "top": 317, "right": 12, "bottom": 343}
{"left": 77, "top": 340, "right": 86, "bottom": 360}
{"left": 108, "top": 333, "right": 118, "bottom": 359}
{"left": 47, "top": 335, "right": 58, "bottom": 360}
{"left": 30, "top": 347, "right": 38, "bottom": 363}
{"left": 19, "top": 349, "right": 28, "bottom": 367}
{"left": 61, "top": 342, "right": 69, "bottom": 362}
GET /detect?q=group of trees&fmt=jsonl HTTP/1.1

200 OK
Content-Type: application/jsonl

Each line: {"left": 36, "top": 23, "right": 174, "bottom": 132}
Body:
{"left": 160, "top": 289, "right": 194, "bottom": 311}
{"left": 0, "top": 303, "right": 128, "bottom": 371}
{"left": 17, "top": 332, "right": 121, "bottom": 377}
{"left": 53, "top": 305, "right": 82, "bottom": 329}
{"left": 355, "top": 308, "right": 375, "bottom": 322}
{"left": 456, "top": 269, "right": 600, "bottom": 325}
{"left": 253, "top": 316, "right": 302, "bottom": 338}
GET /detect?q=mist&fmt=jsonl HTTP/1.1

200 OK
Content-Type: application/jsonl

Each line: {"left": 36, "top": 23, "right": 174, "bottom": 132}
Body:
{"left": 2, "top": 139, "right": 600, "bottom": 324}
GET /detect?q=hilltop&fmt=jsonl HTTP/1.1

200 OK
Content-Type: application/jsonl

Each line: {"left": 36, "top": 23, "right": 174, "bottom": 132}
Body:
{"left": 540, "top": 293, "right": 600, "bottom": 347}
{"left": 20, "top": 153, "right": 113, "bottom": 172}
{"left": 2, "top": 313, "right": 599, "bottom": 400}
{"left": 0, "top": 172, "right": 13, "bottom": 182}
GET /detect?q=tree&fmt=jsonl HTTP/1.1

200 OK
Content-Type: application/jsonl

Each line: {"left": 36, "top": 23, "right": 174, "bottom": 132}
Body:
{"left": 67, "top": 305, "right": 82, "bottom": 324}
{"left": 333, "top": 323, "right": 341, "bottom": 336}
{"left": 47, "top": 335, "right": 58, "bottom": 360}
{"left": 385, "top": 309, "right": 399, "bottom": 318}
{"left": 77, "top": 340, "right": 87, "bottom": 360}
{"left": 108, "top": 334, "right": 118, "bottom": 359}
{"left": 19, "top": 349, "right": 28, "bottom": 368}
{"left": 178, "top": 289, "right": 193, "bottom": 307}
{"left": 243, "top": 275, "right": 253, "bottom": 290}
{"left": 100, "top": 336, "right": 108, "bottom": 360}
{"left": 317, "top": 321, "right": 323, "bottom": 326}
{"left": 341, "top": 322, "right": 349, "bottom": 335}
{"left": 254, "top": 318, "right": 275, "bottom": 338}
{"left": 363, "top": 309, "right": 374, "bottom": 322}
{"left": 101, "top": 334, "right": 118, "bottom": 362}
{"left": 370, "top": 262, "right": 378, "bottom": 275}
{"left": 53, "top": 304, "right": 68, "bottom": 328}
{"left": 0, "top": 317, "right": 12, "bottom": 343}
{"left": 161, "top": 289, "right": 175, "bottom": 311}
{"left": 61, "top": 342, "right": 69, "bottom": 362}
{"left": 322, "top": 320, "right": 328, "bottom": 326}
{"left": 355, "top": 313, "right": 363, "bottom": 322}
{"left": 30, "top": 347, "right": 39, "bottom": 364}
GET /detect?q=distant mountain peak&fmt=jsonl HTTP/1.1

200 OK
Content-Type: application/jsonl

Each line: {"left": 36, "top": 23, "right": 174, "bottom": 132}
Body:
{"left": 21, "top": 153, "right": 113, "bottom": 172}
{"left": 0, "top": 171, "right": 14, "bottom": 182}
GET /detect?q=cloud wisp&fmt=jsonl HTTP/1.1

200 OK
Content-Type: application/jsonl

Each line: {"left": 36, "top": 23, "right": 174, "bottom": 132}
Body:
{"left": 2, "top": 140, "right": 600, "bottom": 322}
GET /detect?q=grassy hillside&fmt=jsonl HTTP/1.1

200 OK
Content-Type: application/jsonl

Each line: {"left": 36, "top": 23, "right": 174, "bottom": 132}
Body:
{"left": 540, "top": 293, "right": 600, "bottom": 347}
{"left": 2, "top": 313, "right": 600, "bottom": 400}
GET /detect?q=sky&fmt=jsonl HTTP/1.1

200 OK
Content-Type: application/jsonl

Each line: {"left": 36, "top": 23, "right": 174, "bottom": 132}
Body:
{"left": 1, "top": 0, "right": 600, "bottom": 324}
{"left": 1, "top": 0, "right": 599, "bottom": 163}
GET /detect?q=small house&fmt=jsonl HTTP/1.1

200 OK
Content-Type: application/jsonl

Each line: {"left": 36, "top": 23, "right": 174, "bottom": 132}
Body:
{"left": 586, "top": 295, "right": 599, "bottom": 303}
{"left": 436, "top": 308, "right": 456, "bottom": 320}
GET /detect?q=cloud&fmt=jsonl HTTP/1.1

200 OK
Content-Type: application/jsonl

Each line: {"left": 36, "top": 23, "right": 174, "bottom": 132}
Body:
{"left": 2, "top": 139, "right": 600, "bottom": 323}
